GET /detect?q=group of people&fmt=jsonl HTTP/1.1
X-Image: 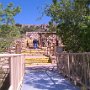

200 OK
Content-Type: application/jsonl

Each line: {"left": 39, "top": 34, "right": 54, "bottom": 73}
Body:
{"left": 26, "top": 37, "right": 59, "bottom": 50}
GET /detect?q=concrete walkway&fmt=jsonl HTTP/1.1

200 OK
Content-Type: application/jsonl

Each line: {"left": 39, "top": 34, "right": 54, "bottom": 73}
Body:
{"left": 21, "top": 66, "right": 80, "bottom": 90}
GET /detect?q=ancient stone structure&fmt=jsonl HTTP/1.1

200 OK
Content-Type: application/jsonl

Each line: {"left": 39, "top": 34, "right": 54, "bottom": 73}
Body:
{"left": 25, "top": 31, "right": 63, "bottom": 56}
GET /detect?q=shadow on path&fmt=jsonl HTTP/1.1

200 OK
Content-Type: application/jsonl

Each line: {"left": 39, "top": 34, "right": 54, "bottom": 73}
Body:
{"left": 21, "top": 66, "right": 80, "bottom": 90}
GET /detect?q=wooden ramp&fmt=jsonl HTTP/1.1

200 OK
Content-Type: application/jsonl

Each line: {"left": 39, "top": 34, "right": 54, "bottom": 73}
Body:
{"left": 21, "top": 66, "right": 80, "bottom": 90}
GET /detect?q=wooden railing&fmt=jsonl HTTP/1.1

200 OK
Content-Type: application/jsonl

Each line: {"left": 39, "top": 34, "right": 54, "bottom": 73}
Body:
{"left": 56, "top": 52, "right": 90, "bottom": 89}
{"left": 0, "top": 54, "right": 25, "bottom": 90}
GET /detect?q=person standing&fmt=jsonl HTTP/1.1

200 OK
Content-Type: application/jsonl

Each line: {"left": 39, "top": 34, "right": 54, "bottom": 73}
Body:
{"left": 33, "top": 39, "right": 38, "bottom": 49}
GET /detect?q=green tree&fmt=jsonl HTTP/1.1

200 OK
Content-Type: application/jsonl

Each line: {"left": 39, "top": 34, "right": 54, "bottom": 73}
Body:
{"left": 0, "top": 2, "right": 21, "bottom": 52}
{"left": 45, "top": 0, "right": 90, "bottom": 52}
{"left": 0, "top": 2, "right": 21, "bottom": 25}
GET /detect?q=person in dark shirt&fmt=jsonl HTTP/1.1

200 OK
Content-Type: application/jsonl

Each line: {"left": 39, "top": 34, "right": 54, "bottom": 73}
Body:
{"left": 33, "top": 39, "right": 38, "bottom": 49}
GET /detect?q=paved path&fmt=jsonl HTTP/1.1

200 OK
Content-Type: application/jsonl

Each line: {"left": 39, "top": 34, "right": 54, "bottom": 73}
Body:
{"left": 21, "top": 66, "right": 80, "bottom": 90}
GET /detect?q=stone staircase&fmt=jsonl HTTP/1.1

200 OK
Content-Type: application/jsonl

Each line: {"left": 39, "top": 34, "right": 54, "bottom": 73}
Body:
{"left": 22, "top": 48, "right": 51, "bottom": 66}
{"left": 25, "top": 55, "right": 50, "bottom": 65}
{"left": 22, "top": 49, "right": 45, "bottom": 55}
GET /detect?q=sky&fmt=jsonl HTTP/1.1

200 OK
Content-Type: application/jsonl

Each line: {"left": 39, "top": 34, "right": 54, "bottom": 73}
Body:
{"left": 0, "top": 0, "right": 52, "bottom": 25}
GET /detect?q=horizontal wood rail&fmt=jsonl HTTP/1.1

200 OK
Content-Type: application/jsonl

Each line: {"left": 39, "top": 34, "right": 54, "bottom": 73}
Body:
{"left": 56, "top": 52, "right": 90, "bottom": 89}
{"left": 0, "top": 54, "right": 25, "bottom": 90}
